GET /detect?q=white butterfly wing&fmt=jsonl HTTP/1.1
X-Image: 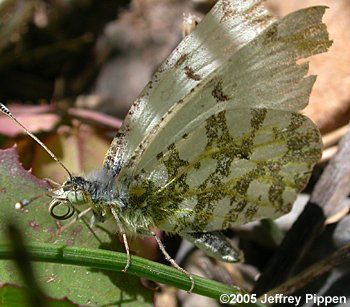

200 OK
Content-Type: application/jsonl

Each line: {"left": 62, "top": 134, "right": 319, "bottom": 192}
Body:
{"left": 104, "top": 0, "right": 276, "bottom": 173}
{"left": 104, "top": 2, "right": 331, "bottom": 232}
{"left": 116, "top": 6, "right": 331, "bottom": 179}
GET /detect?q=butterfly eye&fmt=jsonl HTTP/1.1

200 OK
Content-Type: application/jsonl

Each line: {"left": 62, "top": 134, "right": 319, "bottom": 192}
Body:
{"left": 67, "top": 190, "right": 86, "bottom": 205}
{"left": 49, "top": 199, "right": 75, "bottom": 220}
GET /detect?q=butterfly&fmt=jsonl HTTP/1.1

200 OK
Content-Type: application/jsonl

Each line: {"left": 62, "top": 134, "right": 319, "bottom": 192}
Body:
{"left": 0, "top": 0, "right": 332, "bottom": 292}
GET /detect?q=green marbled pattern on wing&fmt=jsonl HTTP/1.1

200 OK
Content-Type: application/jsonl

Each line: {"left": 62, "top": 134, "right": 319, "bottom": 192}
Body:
{"left": 127, "top": 108, "right": 321, "bottom": 233}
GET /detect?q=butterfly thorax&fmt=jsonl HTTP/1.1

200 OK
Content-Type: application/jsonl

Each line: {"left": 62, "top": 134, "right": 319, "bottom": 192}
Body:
{"left": 65, "top": 176, "right": 117, "bottom": 204}
{"left": 53, "top": 170, "right": 155, "bottom": 235}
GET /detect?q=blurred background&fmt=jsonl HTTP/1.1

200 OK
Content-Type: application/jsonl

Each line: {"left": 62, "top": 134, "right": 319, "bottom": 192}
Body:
{"left": 0, "top": 0, "right": 349, "bottom": 306}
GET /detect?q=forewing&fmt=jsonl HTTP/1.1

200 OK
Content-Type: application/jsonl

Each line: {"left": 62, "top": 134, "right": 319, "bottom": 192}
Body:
{"left": 113, "top": 6, "right": 331, "bottom": 179}
{"left": 104, "top": 0, "right": 275, "bottom": 174}
{"left": 127, "top": 108, "right": 322, "bottom": 233}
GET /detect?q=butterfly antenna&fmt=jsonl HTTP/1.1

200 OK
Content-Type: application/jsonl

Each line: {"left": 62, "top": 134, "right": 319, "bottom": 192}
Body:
{"left": 0, "top": 103, "right": 72, "bottom": 179}
{"left": 15, "top": 192, "right": 49, "bottom": 210}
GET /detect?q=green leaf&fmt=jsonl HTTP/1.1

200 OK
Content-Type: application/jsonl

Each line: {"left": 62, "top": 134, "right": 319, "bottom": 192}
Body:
{"left": 0, "top": 283, "right": 75, "bottom": 307}
{"left": 0, "top": 147, "right": 153, "bottom": 306}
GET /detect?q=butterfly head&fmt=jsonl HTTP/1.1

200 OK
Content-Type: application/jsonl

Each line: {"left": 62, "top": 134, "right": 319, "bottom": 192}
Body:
{"left": 49, "top": 176, "right": 92, "bottom": 220}
{"left": 48, "top": 170, "right": 119, "bottom": 223}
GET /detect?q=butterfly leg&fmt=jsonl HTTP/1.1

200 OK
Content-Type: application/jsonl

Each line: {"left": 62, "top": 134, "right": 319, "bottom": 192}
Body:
{"left": 121, "top": 233, "right": 131, "bottom": 272}
{"left": 110, "top": 207, "right": 131, "bottom": 272}
{"left": 151, "top": 231, "right": 195, "bottom": 293}
{"left": 181, "top": 231, "right": 243, "bottom": 263}
{"left": 43, "top": 177, "right": 61, "bottom": 188}
{"left": 57, "top": 207, "right": 92, "bottom": 235}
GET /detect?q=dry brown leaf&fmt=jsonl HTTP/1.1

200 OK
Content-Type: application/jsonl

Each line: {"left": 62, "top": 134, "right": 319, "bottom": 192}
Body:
{"left": 266, "top": 0, "right": 350, "bottom": 133}
{"left": 0, "top": 104, "right": 59, "bottom": 137}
